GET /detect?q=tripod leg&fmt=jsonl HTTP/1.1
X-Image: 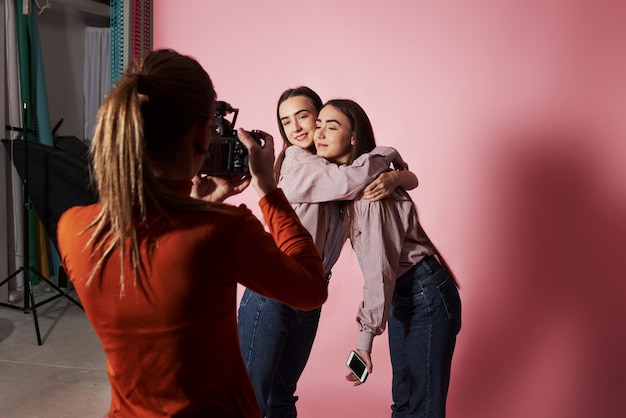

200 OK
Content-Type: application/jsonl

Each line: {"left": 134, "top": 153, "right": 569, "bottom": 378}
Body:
{"left": 0, "top": 267, "right": 26, "bottom": 310}
{"left": 30, "top": 268, "right": 83, "bottom": 310}
{"left": 24, "top": 269, "right": 43, "bottom": 345}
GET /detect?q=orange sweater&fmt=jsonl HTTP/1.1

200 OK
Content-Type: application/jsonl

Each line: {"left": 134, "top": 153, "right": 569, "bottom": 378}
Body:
{"left": 57, "top": 188, "right": 326, "bottom": 417}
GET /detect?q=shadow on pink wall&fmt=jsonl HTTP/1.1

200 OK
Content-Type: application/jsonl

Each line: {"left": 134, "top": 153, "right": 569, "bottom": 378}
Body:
{"left": 450, "top": 125, "right": 626, "bottom": 418}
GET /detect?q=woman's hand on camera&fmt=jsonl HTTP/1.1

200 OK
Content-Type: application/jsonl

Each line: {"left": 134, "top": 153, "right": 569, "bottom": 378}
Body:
{"left": 238, "top": 128, "right": 277, "bottom": 198}
{"left": 191, "top": 174, "right": 250, "bottom": 203}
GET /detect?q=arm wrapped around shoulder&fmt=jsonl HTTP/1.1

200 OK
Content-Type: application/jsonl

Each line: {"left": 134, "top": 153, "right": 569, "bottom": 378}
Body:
{"left": 279, "top": 146, "right": 397, "bottom": 203}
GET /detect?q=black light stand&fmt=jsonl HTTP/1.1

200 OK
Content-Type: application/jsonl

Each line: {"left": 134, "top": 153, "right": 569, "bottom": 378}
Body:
{"left": 0, "top": 103, "right": 83, "bottom": 346}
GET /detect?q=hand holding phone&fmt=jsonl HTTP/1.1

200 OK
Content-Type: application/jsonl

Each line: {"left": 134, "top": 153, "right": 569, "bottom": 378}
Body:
{"left": 346, "top": 350, "right": 369, "bottom": 384}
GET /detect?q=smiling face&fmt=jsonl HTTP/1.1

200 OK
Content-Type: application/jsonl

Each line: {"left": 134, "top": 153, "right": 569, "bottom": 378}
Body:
{"left": 314, "top": 104, "right": 354, "bottom": 165}
{"left": 278, "top": 95, "right": 319, "bottom": 149}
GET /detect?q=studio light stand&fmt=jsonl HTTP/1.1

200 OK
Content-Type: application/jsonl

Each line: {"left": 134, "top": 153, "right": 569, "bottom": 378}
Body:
{"left": 0, "top": 103, "right": 83, "bottom": 346}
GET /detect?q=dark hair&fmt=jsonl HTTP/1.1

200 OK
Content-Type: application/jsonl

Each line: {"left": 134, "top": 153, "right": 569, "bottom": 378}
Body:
{"left": 128, "top": 49, "right": 216, "bottom": 162}
{"left": 276, "top": 86, "right": 323, "bottom": 143}
{"left": 321, "top": 99, "right": 377, "bottom": 163}
{"left": 88, "top": 49, "right": 217, "bottom": 295}
{"left": 316, "top": 99, "right": 377, "bottom": 243}
{"left": 273, "top": 86, "right": 323, "bottom": 181}
{"left": 327, "top": 99, "right": 460, "bottom": 288}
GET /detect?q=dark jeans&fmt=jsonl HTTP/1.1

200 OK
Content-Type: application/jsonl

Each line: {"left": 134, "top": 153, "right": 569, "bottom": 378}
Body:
{"left": 388, "top": 255, "right": 462, "bottom": 418}
{"left": 238, "top": 288, "right": 321, "bottom": 418}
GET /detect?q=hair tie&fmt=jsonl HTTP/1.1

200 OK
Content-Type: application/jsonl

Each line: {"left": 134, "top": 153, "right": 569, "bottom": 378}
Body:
{"left": 126, "top": 73, "right": 148, "bottom": 95}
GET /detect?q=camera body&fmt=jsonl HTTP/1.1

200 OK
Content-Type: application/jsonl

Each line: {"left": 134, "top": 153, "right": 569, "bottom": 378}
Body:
{"left": 200, "top": 101, "right": 260, "bottom": 176}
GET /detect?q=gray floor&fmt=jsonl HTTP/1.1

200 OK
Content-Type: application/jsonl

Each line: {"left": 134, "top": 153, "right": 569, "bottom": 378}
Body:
{"left": 0, "top": 285, "right": 110, "bottom": 417}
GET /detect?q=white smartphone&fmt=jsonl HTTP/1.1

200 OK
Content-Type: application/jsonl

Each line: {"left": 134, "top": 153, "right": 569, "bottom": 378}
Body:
{"left": 346, "top": 350, "right": 368, "bottom": 383}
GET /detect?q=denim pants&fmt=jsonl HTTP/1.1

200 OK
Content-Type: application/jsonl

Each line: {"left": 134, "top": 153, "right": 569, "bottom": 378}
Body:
{"left": 238, "top": 288, "right": 321, "bottom": 418}
{"left": 388, "top": 255, "right": 462, "bottom": 418}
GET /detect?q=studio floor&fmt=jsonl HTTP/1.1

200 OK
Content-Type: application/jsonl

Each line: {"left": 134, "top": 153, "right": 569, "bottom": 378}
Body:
{"left": 0, "top": 285, "right": 110, "bottom": 417}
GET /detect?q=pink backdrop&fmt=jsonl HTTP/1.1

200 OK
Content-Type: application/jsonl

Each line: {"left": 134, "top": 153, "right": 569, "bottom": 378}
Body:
{"left": 153, "top": 1, "right": 626, "bottom": 416}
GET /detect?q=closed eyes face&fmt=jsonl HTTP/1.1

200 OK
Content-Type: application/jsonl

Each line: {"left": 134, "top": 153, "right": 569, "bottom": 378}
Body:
{"left": 314, "top": 105, "right": 354, "bottom": 165}
{"left": 278, "top": 96, "right": 318, "bottom": 149}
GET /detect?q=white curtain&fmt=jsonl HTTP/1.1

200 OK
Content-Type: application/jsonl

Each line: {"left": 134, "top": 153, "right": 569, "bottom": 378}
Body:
{"left": 83, "top": 26, "right": 110, "bottom": 142}
{"left": 1, "top": 0, "right": 25, "bottom": 302}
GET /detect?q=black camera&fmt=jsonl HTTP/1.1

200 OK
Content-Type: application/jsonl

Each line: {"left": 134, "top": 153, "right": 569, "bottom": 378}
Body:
{"left": 200, "top": 101, "right": 261, "bottom": 176}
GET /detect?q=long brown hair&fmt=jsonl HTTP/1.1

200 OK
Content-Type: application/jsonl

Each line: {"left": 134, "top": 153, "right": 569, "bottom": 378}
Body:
{"left": 318, "top": 99, "right": 376, "bottom": 243}
{"left": 86, "top": 49, "right": 218, "bottom": 295}
{"left": 273, "top": 86, "right": 323, "bottom": 182}
{"left": 321, "top": 99, "right": 376, "bottom": 165}
{"left": 327, "top": 99, "right": 459, "bottom": 287}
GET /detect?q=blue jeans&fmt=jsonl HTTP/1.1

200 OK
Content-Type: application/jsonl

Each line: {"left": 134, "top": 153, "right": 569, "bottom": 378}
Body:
{"left": 388, "top": 255, "right": 462, "bottom": 418}
{"left": 238, "top": 288, "right": 321, "bottom": 418}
